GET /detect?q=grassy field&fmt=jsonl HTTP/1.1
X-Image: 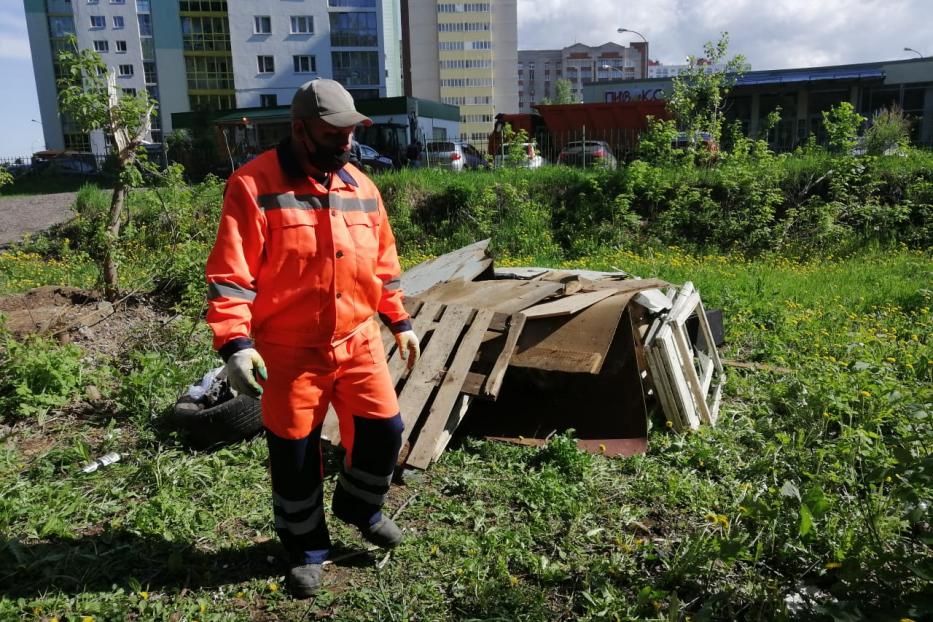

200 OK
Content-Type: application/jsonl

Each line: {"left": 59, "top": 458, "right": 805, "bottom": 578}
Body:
{"left": 1, "top": 236, "right": 929, "bottom": 620}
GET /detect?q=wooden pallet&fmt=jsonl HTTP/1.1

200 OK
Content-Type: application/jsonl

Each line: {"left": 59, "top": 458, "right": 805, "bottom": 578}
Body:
{"left": 321, "top": 298, "right": 524, "bottom": 469}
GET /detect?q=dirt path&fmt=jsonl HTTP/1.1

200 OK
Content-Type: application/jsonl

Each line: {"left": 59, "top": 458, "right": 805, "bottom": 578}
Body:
{"left": 0, "top": 192, "right": 77, "bottom": 247}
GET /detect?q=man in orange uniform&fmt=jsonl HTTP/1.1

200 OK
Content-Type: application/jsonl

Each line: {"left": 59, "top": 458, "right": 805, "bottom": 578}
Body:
{"left": 205, "top": 79, "right": 420, "bottom": 597}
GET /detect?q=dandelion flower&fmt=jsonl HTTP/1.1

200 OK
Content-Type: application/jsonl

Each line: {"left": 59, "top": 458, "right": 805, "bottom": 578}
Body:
{"left": 267, "top": 582, "right": 279, "bottom": 593}
{"left": 139, "top": 591, "right": 149, "bottom": 600}
{"left": 860, "top": 390, "right": 871, "bottom": 398}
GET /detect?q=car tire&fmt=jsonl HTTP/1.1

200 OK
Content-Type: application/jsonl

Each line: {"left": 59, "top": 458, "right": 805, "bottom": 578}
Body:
{"left": 169, "top": 394, "right": 263, "bottom": 449}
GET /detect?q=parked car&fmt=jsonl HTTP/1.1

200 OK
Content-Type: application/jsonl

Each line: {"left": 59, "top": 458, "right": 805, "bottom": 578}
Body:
{"left": 557, "top": 140, "right": 618, "bottom": 169}
{"left": 356, "top": 143, "right": 395, "bottom": 173}
{"left": 492, "top": 142, "right": 545, "bottom": 169}
{"left": 420, "top": 140, "right": 487, "bottom": 171}
{"left": 672, "top": 131, "right": 719, "bottom": 155}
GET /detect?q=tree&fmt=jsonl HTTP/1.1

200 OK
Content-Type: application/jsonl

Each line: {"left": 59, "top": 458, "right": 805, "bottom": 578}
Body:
{"left": 668, "top": 32, "right": 748, "bottom": 147}
{"left": 822, "top": 102, "right": 865, "bottom": 154}
{"left": 553, "top": 79, "right": 576, "bottom": 104}
{"left": 56, "top": 35, "right": 156, "bottom": 300}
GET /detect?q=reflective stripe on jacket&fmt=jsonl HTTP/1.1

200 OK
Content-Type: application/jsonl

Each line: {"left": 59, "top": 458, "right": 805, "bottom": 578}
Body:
{"left": 205, "top": 139, "right": 410, "bottom": 352}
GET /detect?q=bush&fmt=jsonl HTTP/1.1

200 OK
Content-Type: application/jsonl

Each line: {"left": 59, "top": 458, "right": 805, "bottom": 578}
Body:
{"left": 0, "top": 333, "right": 87, "bottom": 420}
{"left": 862, "top": 105, "right": 912, "bottom": 156}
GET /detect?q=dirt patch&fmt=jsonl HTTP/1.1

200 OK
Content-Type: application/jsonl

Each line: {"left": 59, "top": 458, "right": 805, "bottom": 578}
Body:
{"left": 0, "top": 192, "right": 77, "bottom": 247}
{"left": 0, "top": 285, "right": 171, "bottom": 360}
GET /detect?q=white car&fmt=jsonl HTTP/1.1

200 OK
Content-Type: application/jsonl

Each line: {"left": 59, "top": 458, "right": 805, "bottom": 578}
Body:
{"left": 493, "top": 142, "right": 545, "bottom": 169}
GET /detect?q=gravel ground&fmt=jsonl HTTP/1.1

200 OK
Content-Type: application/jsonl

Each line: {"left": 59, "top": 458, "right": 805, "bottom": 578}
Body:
{"left": 0, "top": 192, "right": 77, "bottom": 247}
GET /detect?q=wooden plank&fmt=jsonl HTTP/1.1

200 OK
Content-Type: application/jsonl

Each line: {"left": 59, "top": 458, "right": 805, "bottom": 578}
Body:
{"left": 387, "top": 301, "right": 443, "bottom": 385}
{"left": 462, "top": 371, "right": 486, "bottom": 396}
{"left": 586, "top": 277, "right": 669, "bottom": 294}
{"left": 396, "top": 305, "right": 474, "bottom": 445}
{"left": 399, "top": 239, "right": 491, "bottom": 297}
{"left": 417, "top": 279, "right": 563, "bottom": 315}
{"left": 522, "top": 289, "right": 617, "bottom": 319}
{"left": 481, "top": 312, "right": 526, "bottom": 398}
{"left": 406, "top": 309, "right": 496, "bottom": 468}
{"left": 432, "top": 395, "right": 471, "bottom": 461}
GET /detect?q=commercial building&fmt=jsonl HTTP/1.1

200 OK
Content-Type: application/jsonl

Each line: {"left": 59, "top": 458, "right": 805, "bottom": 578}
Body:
{"left": 402, "top": 1, "right": 518, "bottom": 143}
{"left": 517, "top": 42, "right": 647, "bottom": 113}
{"left": 25, "top": 0, "right": 404, "bottom": 154}
{"left": 647, "top": 60, "right": 728, "bottom": 79}
{"left": 582, "top": 57, "right": 933, "bottom": 147}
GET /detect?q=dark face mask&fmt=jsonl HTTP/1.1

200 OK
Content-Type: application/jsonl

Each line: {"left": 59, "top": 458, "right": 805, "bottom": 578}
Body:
{"left": 301, "top": 123, "right": 351, "bottom": 173}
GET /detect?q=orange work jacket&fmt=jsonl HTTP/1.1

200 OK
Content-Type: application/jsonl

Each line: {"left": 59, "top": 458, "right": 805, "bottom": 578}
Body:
{"left": 205, "top": 139, "right": 411, "bottom": 360}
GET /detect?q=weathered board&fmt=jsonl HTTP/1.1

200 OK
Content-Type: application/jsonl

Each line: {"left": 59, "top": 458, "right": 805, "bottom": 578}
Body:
{"left": 399, "top": 239, "right": 492, "bottom": 297}
{"left": 522, "top": 289, "right": 617, "bottom": 319}
{"left": 406, "top": 309, "right": 497, "bottom": 469}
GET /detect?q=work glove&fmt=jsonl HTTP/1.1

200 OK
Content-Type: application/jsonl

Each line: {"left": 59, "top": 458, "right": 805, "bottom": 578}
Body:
{"left": 395, "top": 330, "right": 420, "bottom": 370}
{"left": 226, "top": 348, "right": 267, "bottom": 398}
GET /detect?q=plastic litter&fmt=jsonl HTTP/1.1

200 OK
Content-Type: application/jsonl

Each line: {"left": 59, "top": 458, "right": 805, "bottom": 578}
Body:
{"left": 80, "top": 452, "right": 121, "bottom": 473}
{"left": 186, "top": 365, "right": 226, "bottom": 400}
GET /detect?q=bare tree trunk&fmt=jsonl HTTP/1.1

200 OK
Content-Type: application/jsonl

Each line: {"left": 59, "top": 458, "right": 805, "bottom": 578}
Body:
{"left": 102, "top": 180, "right": 126, "bottom": 301}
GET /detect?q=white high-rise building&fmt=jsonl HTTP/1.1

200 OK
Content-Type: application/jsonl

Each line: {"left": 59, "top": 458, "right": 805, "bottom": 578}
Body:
{"left": 25, "top": 0, "right": 404, "bottom": 153}
{"left": 402, "top": 0, "right": 518, "bottom": 144}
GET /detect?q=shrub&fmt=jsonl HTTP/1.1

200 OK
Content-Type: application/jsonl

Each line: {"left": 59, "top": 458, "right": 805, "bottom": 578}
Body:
{"left": 0, "top": 333, "right": 87, "bottom": 419}
{"left": 822, "top": 102, "right": 865, "bottom": 154}
{"left": 862, "top": 105, "right": 912, "bottom": 156}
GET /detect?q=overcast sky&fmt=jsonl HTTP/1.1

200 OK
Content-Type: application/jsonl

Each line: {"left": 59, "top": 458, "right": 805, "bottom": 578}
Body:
{"left": 2, "top": 0, "right": 931, "bottom": 155}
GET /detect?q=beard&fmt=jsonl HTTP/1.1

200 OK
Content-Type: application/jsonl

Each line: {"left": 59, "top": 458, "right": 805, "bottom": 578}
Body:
{"left": 304, "top": 139, "right": 351, "bottom": 173}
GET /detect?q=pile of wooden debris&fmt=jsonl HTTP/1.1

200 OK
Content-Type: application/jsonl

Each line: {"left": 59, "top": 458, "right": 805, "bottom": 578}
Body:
{"left": 321, "top": 240, "right": 725, "bottom": 469}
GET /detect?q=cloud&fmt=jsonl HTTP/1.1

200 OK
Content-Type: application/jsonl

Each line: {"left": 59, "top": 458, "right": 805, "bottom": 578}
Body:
{"left": 518, "top": 0, "right": 932, "bottom": 70}
{"left": 0, "top": 4, "right": 31, "bottom": 60}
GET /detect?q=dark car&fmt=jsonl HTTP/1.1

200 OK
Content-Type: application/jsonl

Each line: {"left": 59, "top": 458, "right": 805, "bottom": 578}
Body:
{"left": 673, "top": 131, "right": 719, "bottom": 155}
{"left": 357, "top": 143, "right": 395, "bottom": 173}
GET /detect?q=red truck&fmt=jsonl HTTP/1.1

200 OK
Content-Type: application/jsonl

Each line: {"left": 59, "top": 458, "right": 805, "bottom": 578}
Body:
{"left": 489, "top": 100, "right": 670, "bottom": 161}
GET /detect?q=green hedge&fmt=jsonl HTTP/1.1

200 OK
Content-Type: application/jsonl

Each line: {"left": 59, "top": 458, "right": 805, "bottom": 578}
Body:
{"left": 376, "top": 150, "right": 933, "bottom": 259}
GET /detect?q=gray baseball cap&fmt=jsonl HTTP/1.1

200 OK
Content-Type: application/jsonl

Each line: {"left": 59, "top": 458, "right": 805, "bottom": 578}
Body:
{"left": 291, "top": 79, "right": 372, "bottom": 127}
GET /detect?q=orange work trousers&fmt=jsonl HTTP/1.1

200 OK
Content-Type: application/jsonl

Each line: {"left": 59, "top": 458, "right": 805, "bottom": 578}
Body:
{"left": 257, "top": 318, "right": 399, "bottom": 446}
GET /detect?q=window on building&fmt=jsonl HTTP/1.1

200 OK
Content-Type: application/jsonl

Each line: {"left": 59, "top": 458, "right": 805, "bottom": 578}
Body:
{"left": 293, "top": 55, "right": 316, "bottom": 73}
{"left": 254, "top": 15, "right": 271, "bottom": 34}
{"left": 290, "top": 15, "right": 313, "bottom": 34}
{"left": 143, "top": 61, "right": 157, "bottom": 83}
{"left": 136, "top": 0, "right": 150, "bottom": 11}
{"left": 257, "top": 55, "right": 274, "bottom": 74}
{"left": 140, "top": 37, "right": 154, "bottom": 59}
{"left": 181, "top": 17, "right": 231, "bottom": 52}
{"left": 260, "top": 94, "right": 277, "bottom": 108}
{"left": 113, "top": 15, "right": 124, "bottom": 28}
{"left": 184, "top": 56, "right": 233, "bottom": 90}
{"left": 118, "top": 64, "right": 134, "bottom": 76}
{"left": 111, "top": 0, "right": 126, "bottom": 4}
{"left": 331, "top": 51, "right": 378, "bottom": 85}
{"left": 178, "top": 1, "right": 229, "bottom": 11}
{"left": 93, "top": 40, "right": 109, "bottom": 52}
{"left": 328, "top": 0, "right": 376, "bottom": 6}
{"left": 48, "top": 16, "right": 76, "bottom": 37}
{"left": 115, "top": 40, "right": 127, "bottom": 52}
{"left": 329, "top": 12, "right": 377, "bottom": 47}
{"left": 136, "top": 14, "right": 152, "bottom": 36}
{"left": 122, "top": 87, "right": 137, "bottom": 96}
{"left": 88, "top": 0, "right": 99, "bottom": 4}
{"left": 90, "top": 15, "right": 105, "bottom": 29}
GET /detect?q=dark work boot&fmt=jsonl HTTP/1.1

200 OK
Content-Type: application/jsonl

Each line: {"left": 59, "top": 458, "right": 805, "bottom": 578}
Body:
{"left": 360, "top": 515, "right": 403, "bottom": 549}
{"left": 286, "top": 563, "right": 323, "bottom": 598}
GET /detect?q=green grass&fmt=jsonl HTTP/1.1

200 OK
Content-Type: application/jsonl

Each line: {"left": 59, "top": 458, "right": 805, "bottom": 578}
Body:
{"left": 0, "top": 173, "right": 99, "bottom": 197}
{"left": 1, "top": 240, "right": 929, "bottom": 620}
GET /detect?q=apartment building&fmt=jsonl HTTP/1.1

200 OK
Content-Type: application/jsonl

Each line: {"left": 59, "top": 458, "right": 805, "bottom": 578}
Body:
{"left": 25, "top": 0, "right": 403, "bottom": 153}
{"left": 517, "top": 42, "right": 645, "bottom": 112}
{"left": 402, "top": 1, "right": 518, "bottom": 144}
